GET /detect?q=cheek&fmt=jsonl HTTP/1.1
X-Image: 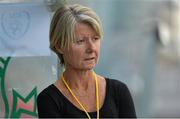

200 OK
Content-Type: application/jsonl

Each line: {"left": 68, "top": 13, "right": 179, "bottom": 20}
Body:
{"left": 96, "top": 44, "right": 101, "bottom": 55}
{"left": 66, "top": 49, "right": 83, "bottom": 61}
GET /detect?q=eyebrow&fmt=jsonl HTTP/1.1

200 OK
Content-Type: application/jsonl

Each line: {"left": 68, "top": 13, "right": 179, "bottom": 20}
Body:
{"left": 78, "top": 35, "right": 100, "bottom": 38}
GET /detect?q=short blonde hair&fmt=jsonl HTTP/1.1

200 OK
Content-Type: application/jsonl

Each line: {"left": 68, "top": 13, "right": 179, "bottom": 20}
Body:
{"left": 49, "top": 4, "right": 103, "bottom": 65}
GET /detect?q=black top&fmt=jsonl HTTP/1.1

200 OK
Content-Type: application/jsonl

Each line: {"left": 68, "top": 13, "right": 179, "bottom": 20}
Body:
{"left": 37, "top": 78, "right": 136, "bottom": 118}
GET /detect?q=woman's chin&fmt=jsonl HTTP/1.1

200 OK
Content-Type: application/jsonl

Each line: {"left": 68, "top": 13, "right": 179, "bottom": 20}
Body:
{"left": 81, "top": 64, "right": 96, "bottom": 70}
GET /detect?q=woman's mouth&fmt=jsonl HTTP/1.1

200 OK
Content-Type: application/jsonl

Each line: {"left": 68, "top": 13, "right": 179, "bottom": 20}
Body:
{"left": 84, "top": 57, "right": 95, "bottom": 61}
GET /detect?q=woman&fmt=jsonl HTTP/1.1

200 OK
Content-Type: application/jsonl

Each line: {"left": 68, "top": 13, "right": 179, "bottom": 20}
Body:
{"left": 37, "top": 4, "right": 136, "bottom": 118}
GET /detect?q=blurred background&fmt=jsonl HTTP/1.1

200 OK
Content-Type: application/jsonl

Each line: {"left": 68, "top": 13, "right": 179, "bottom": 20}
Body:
{"left": 0, "top": 0, "right": 180, "bottom": 118}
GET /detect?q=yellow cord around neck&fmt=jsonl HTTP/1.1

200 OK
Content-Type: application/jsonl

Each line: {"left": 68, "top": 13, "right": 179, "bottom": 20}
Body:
{"left": 61, "top": 71, "right": 99, "bottom": 119}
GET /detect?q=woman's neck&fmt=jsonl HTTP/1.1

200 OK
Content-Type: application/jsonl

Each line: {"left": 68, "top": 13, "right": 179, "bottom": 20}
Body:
{"left": 62, "top": 69, "right": 94, "bottom": 91}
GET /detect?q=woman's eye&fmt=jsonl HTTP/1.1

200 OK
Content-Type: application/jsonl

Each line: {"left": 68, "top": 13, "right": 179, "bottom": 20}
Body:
{"left": 75, "top": 39, "right": 85, "bottom": 44}
{"left": 93, "top": 37, "right": 100, "bottom": 41}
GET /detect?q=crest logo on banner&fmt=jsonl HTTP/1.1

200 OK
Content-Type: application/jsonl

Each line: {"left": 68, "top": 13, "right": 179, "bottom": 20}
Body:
{"left": 0, "top": 3, "right": 50, "bottom": 56}
{"left": 1, "top": 10, "right": 30, "bottom": 40}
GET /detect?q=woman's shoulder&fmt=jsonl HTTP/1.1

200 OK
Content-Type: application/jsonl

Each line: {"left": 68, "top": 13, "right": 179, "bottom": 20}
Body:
{"left": 37, "top": 84, "right": 64, "bottom": 106}
{"left": 38, "top": 84, "right": 56, "bottom": 96}
{"left": 37, "top": 84, "right": 61, "bottom": 101}
{"left": 105, "top": 78, "right": 127, "bottom": 90}
{"left": 104, "top": 78, "right": 132, "bottom": 99}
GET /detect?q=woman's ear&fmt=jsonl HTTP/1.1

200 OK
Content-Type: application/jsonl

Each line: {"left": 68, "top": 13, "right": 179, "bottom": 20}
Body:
{"left": 55, "top": 45, "right": 64, "bottom": 54}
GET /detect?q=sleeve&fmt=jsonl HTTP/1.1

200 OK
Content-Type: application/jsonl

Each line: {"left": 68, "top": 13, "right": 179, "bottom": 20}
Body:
{"left": 118, "top": 83, "right": 136, "bottom": 118}
{"left": 37, "top": 92, "right": 62, "bottom": 118}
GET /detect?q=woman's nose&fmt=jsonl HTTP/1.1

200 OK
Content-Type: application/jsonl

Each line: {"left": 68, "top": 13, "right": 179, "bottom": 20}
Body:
{"left": 86, "top": 39, "right": 95, "bottom": 53}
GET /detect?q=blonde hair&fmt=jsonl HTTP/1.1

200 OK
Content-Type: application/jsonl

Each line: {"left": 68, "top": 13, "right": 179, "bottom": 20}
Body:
{"left": 49, "top": 4, "right": 103, "bottom": 65}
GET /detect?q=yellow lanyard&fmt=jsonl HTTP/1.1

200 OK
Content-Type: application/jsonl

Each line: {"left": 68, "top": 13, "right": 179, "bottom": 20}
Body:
{"left": 61, "top": 71, "right": 99, "bottom": 119}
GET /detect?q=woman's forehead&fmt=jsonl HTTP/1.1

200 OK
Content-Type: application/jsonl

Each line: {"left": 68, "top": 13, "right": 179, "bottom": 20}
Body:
{"left": 75, "top": 23, "right": 98, "bottom": 37}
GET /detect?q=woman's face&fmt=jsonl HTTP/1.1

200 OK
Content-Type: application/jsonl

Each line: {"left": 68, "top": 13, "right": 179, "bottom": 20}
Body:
{"left": 62, "top": 22, "right": 101, "bottom": 71}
